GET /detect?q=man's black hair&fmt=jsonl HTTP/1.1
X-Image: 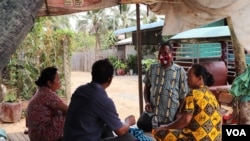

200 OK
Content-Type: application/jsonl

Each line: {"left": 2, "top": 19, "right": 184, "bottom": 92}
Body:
{"left": 91, "top": 59, "right": 114, "bottom": 84}
{"left": 158, "top": 41, "right": 173, "bottom": 51}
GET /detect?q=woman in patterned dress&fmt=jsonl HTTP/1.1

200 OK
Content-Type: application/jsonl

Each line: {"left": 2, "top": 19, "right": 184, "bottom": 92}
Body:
{"left": 26, "top": 67, "right": 68, "bottom": 141}
{"left": 153, "top": 64, "right": 222, "bottom": 141}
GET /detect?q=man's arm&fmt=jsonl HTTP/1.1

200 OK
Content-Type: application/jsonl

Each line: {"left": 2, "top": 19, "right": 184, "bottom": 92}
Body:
{"left": 144, "top": 84, "right": 153, "bottom": 112}
{"left": 175, "top": 67, "right": 189, "bottom": 118}
{"left": 156, "top": 112, "right": 192, "bottom": 132}
{"left": 175, "top": 98, "right": 185, "bottom": 119}
{"left": 114, "top": 115, "right": 135, "bottom": 136}
{"left": 144, "top": 84, "right": 151, "bottom": 104}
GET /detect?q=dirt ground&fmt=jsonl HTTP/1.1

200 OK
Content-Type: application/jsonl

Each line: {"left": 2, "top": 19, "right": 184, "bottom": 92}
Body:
{"left": 0, "top": 71, "right": 142, "bottom": 134}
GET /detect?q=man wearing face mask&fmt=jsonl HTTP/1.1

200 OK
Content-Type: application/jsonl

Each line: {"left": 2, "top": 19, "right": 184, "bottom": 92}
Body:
{"left": 137, "top": 42, "right": 189, "bottom": 132}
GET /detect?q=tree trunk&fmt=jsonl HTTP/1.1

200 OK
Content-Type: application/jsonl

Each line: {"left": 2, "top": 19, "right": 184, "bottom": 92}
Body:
{"left": 227, "top": 17, "right": 247, "bottom": 125}
{"left": 226, "top": 17, "right": 246, "bottom": 75}
{"left": 0, "top": 0, "right": 44, "bottom": 71}
{"left": 95, "top": 32, "right": 101, "bottom": 60}
{"left": 0, "top": 73, "right": 5, "bottom": 102}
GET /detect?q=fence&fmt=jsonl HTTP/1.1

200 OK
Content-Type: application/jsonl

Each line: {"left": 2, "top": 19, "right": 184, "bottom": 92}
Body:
{"left": 71, "top": 48, "right": 117, "bottom": 72}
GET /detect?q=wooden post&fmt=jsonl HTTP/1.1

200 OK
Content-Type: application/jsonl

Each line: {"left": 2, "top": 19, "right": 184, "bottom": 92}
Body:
{"left": 136, "top": 4, "right": 144, "bottom": 114}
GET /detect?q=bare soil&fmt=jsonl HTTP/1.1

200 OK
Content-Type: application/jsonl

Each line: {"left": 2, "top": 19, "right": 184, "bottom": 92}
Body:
{"left": 0, "top": 71, "right": 141, "bottom": 134}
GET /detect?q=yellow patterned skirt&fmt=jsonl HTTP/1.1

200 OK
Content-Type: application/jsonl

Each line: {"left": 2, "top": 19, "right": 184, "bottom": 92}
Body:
{"left": 153, "top": 129, "right": 186, "bottom": 141}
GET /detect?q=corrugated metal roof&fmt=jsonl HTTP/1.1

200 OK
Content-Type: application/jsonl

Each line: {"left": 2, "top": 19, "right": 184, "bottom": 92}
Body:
{"left": 115, "top": 37, "right": 132, "bottom": 45}
{"left": 114, "top": 20, "right": 164, "bottom": 35}
{"left": 170, "top": 26, "right": 230, "bottom": 40}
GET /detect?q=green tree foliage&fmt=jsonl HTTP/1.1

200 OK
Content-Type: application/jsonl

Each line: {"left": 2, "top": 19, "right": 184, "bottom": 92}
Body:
{"left": 126, "top": 54, "right": 138, "bottom": 73}
{"left": 142, "top": 58, "right": 158, "bottom": 74}
{"left": 114, "top": 4, "right": 137, "bottom": 28}
{"left": 2, "top": 5, "right": 162, "bottom": 101}
{"left": 102, "top": 31, "right": 117, "bottom": 49}
{"left": 74, "top": 32, "right": 95, "bottom": 50}
{"left": 2, "top": 17, "right": 78, "bottom": 101}
{"left": 76, "top": 9, "right": 111, "bottom": 49}
{"left": 75, "top": 4, "right": 154, "bottom": 49}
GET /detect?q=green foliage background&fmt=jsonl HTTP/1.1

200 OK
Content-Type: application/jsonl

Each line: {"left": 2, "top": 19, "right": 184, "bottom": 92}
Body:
{"left": 3, "top": 17, "right": 80, "bottom": 101}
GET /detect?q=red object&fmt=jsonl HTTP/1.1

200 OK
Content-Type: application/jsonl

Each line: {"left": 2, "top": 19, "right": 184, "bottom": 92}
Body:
{"left": 223, "top": 114, "right": 237, "bottom": 124}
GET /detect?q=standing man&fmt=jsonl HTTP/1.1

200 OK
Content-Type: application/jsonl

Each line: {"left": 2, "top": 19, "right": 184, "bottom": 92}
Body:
{"left": 63, "top": 59, "right": 136, "bottom": 141}
{"left": 137, "top": 42, "right": 189, "bottom": 132}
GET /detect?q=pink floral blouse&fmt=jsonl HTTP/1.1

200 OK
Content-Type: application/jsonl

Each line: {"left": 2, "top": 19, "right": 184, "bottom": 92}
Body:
{"left": 26, "top": 87, "right": 65, "bottom": 141}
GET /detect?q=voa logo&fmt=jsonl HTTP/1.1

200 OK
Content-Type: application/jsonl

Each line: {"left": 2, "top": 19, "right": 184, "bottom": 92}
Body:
{"left": 226, "top": 129, "right": 246, "bottom": 136}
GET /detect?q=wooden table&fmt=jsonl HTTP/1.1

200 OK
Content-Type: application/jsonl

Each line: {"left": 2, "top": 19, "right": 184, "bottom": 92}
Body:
{"left": 7, "top": 131, "right": 155, "bottom": 141}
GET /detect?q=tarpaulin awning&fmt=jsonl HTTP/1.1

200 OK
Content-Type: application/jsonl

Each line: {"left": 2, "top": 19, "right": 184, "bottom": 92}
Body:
{"left": 36, "top": 0, "right": 250, "bottom": 52}
{"left": 38, "top": 0, "right": 120, "bottom": 16}
{"left": 37, "top": 0, "right": 158, "bottom": 17}
{"left": 148, "top": 0, "right": 250, "bottom": 52}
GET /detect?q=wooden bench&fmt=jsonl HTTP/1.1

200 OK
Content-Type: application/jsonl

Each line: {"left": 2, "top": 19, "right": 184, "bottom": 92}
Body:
{"left": 7, "top": 132, "right": 30, "bottom": 141}
{"left": 7, "top": 132, "right": 154, "bottom": 141}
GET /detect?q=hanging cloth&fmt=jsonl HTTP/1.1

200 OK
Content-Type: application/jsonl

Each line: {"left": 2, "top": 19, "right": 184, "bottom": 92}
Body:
{"left": 230, "top": 65, "right": 250, "bottom": 102}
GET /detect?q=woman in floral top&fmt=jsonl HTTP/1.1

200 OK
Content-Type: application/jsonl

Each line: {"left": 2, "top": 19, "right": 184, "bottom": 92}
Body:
{"left": 26, "top": 67, "right": 68, "bottom": 141}
{"left": 153, "top": 64, "right": 222, "bottom": 141}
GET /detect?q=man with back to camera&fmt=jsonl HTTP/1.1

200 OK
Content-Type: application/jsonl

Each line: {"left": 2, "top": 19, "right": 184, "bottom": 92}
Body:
{"left": 137, "top": 42, "right": 189, "bottom": 132}
{"left": 63, "top": 59, "right": 136, "bottom": 141}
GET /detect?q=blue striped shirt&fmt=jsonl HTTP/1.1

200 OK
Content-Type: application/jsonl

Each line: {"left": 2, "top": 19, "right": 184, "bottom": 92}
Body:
{"left": 143, "top": 63, "right": 188, "bottom": 123}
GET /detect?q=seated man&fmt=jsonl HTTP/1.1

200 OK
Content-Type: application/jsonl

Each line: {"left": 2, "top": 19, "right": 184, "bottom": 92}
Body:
{"left": 63, "top": 59, "right": 136, "bottom": 141}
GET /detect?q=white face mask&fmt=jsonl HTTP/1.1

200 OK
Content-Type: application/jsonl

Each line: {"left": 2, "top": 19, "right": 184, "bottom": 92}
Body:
{"left": 163, "top": 60, "right": 167, "bottom": 64}
{"left": 159, "top": 54, "right": 168, "bottom": 65}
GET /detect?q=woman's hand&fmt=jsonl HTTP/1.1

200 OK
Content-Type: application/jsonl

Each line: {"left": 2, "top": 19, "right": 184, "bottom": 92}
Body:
{"left": 175, "top": 112, "right": 182, "bottom": 120}
{"left": 155, "top": 125, "right": 168, "bottom": 133}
